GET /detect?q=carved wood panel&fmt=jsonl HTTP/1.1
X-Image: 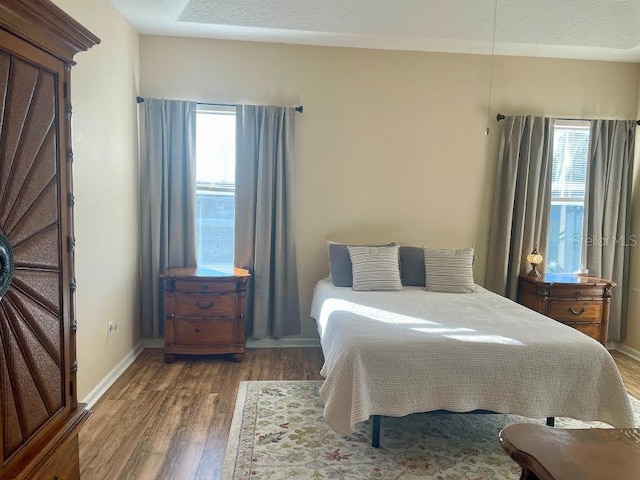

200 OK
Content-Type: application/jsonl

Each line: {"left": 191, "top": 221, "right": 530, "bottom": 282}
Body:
{"left": 0, "top": 47, "right": 65, "bottom": 460}
{"left": 0, "top": 2, "right": 98, "bottom": 478}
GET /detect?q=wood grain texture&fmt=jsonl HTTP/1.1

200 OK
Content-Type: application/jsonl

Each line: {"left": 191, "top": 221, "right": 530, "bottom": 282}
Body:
{"left": 518, "top": 274, "right": 614, "bottom": 345}
{"left": 0, "top": 2, "right": 97, "bottom": 477}
{"left": 500, "top": 424, "right": 640, "bottom": 480}
{"left": 612, "top": 350, "right": 640, "bottom": 399}
{"left": 79, "top": 348, "right": 639, "bottom": 480}
{"left": 0, "top": 0, "right": 100, "bottom": 64}
{"left": 79, "top": 348, "right": 324, "bottom": 480}
{"left": 162, "top": 269, "right": 250, "bottom": 363}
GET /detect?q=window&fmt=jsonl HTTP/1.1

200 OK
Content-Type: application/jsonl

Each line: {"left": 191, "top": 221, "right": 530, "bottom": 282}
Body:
{"left": 546, "top": 121, "right": 590, "bottom": 274}
{"left": 195, "top": 105, "right": 236, "bottom": 269}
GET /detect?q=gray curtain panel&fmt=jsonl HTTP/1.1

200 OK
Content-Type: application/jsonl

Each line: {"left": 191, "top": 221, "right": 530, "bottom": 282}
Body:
{"left": 486, "top": 116, "right": 554, "bottom": 300}
{"left": 139, "top": 98, "right": 197, "bottom": 338}
{"left": 584, "top": 120, "right": 635, "bottom": 342}
{"left": 235, "top": 105, "right": 301, "bottom": 338}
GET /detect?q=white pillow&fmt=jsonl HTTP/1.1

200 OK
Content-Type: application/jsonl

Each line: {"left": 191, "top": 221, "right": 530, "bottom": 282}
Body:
{"left": 347, "top": 245, "right": 402, "bottom": 291}
{"left": 423, "top": 247, "right": 477, "bottom": 293}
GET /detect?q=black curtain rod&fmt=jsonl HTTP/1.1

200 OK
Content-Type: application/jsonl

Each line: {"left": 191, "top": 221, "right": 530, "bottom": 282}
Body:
{"left": 136, "top": 96, "right": 303, "bottom": 113}
{"left": 496, "top": 113, "right": 640, "bottom": 125}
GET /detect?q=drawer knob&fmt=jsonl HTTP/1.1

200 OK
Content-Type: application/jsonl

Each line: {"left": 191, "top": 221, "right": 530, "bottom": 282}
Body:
{"left": 195, "top": 328, "right": 200, "bottom": 333}
{"left": 196, "top": 300, "right": 215, "bottom": 310}
{"left": 568, "top": 307, "right": 585, "bottom": 315}
{"left": 202, "top": 285, "right": 209, "bottom": 290}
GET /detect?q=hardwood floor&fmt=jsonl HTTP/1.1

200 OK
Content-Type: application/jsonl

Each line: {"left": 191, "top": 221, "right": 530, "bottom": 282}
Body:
{"left": 611, "top": 350, "right": 640, "bottom": 398}
{"left": 79, "top": 348, "right": 640, "bottom": 480}
{"left": 79, "top": 348, "right": 324, "bottom": 480}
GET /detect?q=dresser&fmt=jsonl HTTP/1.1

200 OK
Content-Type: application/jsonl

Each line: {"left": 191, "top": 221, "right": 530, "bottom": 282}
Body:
{"left": 518, "top": 273, "right": 615, "bottom": 345}
{"left": 0, "top": 2, "right": 98, "bottom": 479}
{"left": 161, "top": 267, "right": 250, "bottom": 363}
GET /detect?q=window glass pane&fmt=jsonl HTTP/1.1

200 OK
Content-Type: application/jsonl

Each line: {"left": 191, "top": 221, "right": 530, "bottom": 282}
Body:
{"left": 195, "top": 107, "right": 235, "bottom": 269}
{"left": 195, "top": 191, "right": 234, "bottom": 268}
{"left": 546, "top": 122, "right": 589, "bottom": 274}
{"left": 546, "top": 203, "right": 584, "bottom": 273}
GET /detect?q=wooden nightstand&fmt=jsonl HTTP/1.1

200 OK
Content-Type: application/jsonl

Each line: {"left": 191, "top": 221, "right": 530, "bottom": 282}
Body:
{"left": 517, "top": 273, "right": 615, "bottom": 345}
{"left": 160, "top": 267, "right": 250, "bottom": 363}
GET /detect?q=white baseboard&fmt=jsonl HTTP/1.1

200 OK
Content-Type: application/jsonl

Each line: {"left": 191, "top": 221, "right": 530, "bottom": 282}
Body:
{"left": 613, "top": 342, "right": 640, "bottom": 362}
{"left": 247, "top": 337, "right": 320, "bottom": 348}
{"left": 81, "top": 342, "right": 144, "bottom": 409}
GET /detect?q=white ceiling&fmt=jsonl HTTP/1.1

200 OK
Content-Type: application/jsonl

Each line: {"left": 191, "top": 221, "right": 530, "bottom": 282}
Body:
{"left": 110, "top": 0, "right": 640, "bottom": 62}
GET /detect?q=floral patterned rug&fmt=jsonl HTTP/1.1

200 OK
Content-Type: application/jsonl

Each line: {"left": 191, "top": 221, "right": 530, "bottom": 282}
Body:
{"left": 222, "top": 381, "right": 640, "bottom": 479}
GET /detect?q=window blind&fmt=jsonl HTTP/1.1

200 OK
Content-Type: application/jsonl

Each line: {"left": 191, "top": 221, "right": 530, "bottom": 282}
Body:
{"left": 551, "top": 121, "right": 590, "bottom": 201}
{"left": 196, "top": 106, "right": 236, "bottom": 191}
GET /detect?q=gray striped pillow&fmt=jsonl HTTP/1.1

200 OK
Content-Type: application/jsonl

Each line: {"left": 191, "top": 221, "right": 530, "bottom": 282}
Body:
{"left": 347, "top": 245, "right": 402, "bottom": 291}
{"left": 423, "top": 247, "right": 477, "bottom": 293}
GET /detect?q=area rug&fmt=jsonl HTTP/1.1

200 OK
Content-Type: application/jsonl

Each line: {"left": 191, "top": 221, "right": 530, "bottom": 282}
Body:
{"left": 222, "top": 380, "right": 640, "bottom": 479}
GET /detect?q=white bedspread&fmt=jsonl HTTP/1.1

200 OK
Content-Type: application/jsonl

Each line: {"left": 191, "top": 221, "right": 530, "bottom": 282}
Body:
{"left": 311, "top": 279, "right": 634, "bottom": 435}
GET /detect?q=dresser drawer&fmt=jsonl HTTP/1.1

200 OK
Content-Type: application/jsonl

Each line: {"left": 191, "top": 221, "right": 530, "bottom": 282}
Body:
{"left": 546, "top": 300, "right": 602, "bottom": 322}
{"left": 174, "top": 294, "right": 236, "bottom": 317}
{"left": 172, "top": 280, "right": 237, "bottom": 294}
{"left": 547, "top": 285, "right": 605, "bottom": 299}
{"left": 173, "top": 318, "right": 235, "bottom": 345}
{"left": 563, "top": 321, "right": 602, "bottom": 340}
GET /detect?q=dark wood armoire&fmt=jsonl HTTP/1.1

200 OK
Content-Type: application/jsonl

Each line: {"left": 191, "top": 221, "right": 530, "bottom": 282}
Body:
{"left": 0, "top": 1, "right": 98, "bottom": 479}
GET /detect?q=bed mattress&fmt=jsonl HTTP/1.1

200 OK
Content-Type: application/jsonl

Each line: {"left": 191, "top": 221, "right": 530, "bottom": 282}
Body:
{"left": 311, "top": 278, "right": 634, "bottom": 435}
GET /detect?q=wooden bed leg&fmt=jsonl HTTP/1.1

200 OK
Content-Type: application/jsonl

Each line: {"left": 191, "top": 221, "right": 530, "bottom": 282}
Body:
{"left": 372, "top": 415, "right": 381, "bottom": 448}
{"left": 546, "top": 417, "right": 555, "bottom": 427}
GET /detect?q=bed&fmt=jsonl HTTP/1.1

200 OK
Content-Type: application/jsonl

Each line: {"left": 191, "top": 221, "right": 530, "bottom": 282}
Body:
{"left": 311, "top": 278, "right": 635, "bottom": 444}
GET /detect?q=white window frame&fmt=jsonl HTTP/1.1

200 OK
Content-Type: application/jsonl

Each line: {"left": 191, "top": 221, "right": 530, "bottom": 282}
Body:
{"left": 547, "top": 119, "right": 590, "bottom": 273}
{"left": 194, "top": 104, "right": 237, "bottom": 269}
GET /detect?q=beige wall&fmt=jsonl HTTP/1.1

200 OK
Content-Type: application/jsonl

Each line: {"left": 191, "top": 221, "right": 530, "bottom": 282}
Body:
{"left": 52, "top": 0, "right": 140, "bottom": 398}
{"left": 140, "top": 35, "right": 640, "bottom": 339}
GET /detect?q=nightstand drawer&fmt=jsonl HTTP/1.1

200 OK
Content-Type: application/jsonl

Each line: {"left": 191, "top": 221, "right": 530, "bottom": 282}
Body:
{"left": 563, "top": 321, "right": 602, "bottom": 339}
{"left": 173, "top": 318, "right": 235, "bottom": 345}
{"left": 547, "top": 285, "right": 606, "bottom": 299}
{"left": 547, "top": 300, "right": 602, "bottom": 322}
{"left": 174, "top": 294, "right": 236, "bottom": 317}
{"left": 173, "top": 280, "right": 237, "bottom": 294}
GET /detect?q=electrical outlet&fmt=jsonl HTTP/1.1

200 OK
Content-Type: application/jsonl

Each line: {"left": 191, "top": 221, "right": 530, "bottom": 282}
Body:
{"left": 107, "top": 321, "right": 118, "bottom": 337}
